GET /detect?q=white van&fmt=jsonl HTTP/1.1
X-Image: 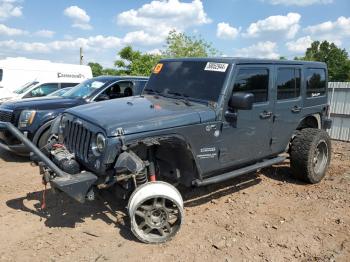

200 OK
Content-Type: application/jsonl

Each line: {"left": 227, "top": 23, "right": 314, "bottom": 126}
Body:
{"left": 0, "top": 57, "right": 92, "bottom": 101}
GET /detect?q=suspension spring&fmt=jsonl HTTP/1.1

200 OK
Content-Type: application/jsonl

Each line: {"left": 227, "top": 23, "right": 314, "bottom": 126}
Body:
{"left": 135, "top": 172, "right": 148, "bottom": 186}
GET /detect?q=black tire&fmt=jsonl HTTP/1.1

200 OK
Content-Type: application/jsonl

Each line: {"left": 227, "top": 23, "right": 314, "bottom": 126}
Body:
{"left": 37, "top": 129, "right": 50, "bottom": 149}
{"left": 290, "top": 128, "right": 331, "bottom": 184}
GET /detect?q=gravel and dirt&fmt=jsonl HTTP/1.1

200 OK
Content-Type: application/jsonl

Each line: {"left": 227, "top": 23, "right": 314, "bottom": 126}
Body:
{"left": 0, "top": 141, "right": 349, "bottom": 262}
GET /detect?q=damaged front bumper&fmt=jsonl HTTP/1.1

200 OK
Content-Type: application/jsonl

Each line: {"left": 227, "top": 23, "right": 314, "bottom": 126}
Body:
{"left": 0, "top": 121, "right": 97, "bottom": 203}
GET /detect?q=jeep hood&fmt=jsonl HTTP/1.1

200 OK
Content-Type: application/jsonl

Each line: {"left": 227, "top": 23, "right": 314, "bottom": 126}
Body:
{"left": 0, "top": 96, "right": 85, "bottom": 111}
{"left": 66, "top": 95, "right": 216, "bottom": 136}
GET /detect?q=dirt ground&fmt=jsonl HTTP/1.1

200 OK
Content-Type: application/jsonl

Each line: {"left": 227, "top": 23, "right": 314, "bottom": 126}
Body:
{"left": 0, "top": 141, "right": 349, "bottom": 262}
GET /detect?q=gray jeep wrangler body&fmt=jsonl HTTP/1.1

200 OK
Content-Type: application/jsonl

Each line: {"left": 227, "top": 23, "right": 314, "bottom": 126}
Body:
{"left": 0, "top": 57, "right": 332, "bottom": 243}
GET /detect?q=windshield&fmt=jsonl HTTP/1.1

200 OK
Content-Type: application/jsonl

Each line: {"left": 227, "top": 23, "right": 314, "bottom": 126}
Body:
{"left": 62, "top": 78, "right": 109, "bottom": 98}
{"left": 14, "top": 81, "right": 39, "bottom": 94}
{"left": 48, "top": 87, "right": 72, "bottom": 97}
{"left": 143, "top": 61, "right": 230, "bottom": 102}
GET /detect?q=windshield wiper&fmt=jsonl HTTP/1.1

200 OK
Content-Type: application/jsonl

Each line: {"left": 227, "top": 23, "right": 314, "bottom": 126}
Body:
{"left": 167, "top": 92, "right": 192, "bottom": 106}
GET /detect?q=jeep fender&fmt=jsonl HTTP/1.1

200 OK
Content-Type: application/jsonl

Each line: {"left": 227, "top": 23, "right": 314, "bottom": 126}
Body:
{"left": 296, "top": 114, "right": 321, "bottom": 130}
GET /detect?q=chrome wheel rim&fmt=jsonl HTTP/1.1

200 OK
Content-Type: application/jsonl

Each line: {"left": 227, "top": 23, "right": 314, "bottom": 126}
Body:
{"left": 313, "top": 140, "right": 328, "bottom": 175}
{"left": 133, "top": 196, "right": 182, "bottom": 241}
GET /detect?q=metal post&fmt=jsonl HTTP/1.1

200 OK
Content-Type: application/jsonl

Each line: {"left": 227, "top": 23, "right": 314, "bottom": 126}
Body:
{"left": 80, "top": 47, "right": 83, "bottom": 65}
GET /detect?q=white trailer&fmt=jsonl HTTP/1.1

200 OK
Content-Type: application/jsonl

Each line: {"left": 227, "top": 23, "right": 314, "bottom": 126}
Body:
{"left": 0, "top": 57, "right": 92, "bottom": 101}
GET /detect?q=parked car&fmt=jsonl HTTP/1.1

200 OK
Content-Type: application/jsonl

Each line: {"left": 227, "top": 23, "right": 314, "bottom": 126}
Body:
{"left": 0, "top": 58, "right": 332, "bottom": 244}
{"left": 0, "top": 76, "right": 148, "bottom": 155}
{"left": 0, "top": 81, "right": 80, "bottom": 103}
{"left": 0, "top": 57, "right": 92, "bottom": 101}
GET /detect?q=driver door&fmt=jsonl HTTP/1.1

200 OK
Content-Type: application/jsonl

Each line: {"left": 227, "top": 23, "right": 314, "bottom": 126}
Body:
{"left": 218, "top": 65, "right": 274, "bottom": 169}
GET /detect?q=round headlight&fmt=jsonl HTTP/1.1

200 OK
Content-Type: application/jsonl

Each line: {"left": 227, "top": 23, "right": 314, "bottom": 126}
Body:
{"left": 96, "top": 133, "right": 106, "bottom": 153}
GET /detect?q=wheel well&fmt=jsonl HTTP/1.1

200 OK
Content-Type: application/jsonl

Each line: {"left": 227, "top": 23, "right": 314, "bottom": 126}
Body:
{"left": 131, "top": 137, "right": 199, "bottom": 186}
{"left": 297, "top": 115, "right": 320, "bottom": 130}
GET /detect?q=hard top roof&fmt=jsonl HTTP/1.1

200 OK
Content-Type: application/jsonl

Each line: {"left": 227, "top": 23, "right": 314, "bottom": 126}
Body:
{"left": 160, "top": 57, "right": 326, "bottom": 67}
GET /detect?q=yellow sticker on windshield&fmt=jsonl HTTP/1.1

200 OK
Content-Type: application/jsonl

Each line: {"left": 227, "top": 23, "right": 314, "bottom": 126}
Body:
{"left": 153, "top": 63, "right": 163, "bottom": 74}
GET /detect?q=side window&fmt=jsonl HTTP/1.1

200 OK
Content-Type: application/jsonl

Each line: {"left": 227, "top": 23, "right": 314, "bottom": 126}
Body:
{"left": 134, "top": 80, "right": 147, "bottom": 95}
{"left": 61, "top": 83, "right": 79, "bottom": 88}
{"left": 306, "top": 68, "right": 326, "bottom": 97}
{"left": 234, "top": 68, "right": 269, "bottom": 103}
{"left": 28, "top": 83, "right": 59, "bottom": 97}
{"left": 0, "top": 69, "right": 3, "bottom": 81}
{"left": 277, "top": 68, "right": 301, "bottom": 100}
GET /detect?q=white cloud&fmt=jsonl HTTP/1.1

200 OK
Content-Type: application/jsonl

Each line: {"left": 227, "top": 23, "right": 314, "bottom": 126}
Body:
{"left": 244, "top": 12, "right": 301, "bottom": 39}
{"left": 264, "top": 0, "right": 333, "bottom": 6}
{"left": 234, "top": 41, "right": 280, "bottom": 59}
{"left": 147, "top": 48, "right": 162, "bottom": 55}
{"left": 116, "top": 0, "right": 211, "bottom": 39}
{"left": 34, "top": 29, "right": 55, "bottom": 38}
{"left": 216, "top": 22, "right": 240, "bottom": 40}
{"left": 122, "top": 30, "right": 164, "bottom": 46}
{"left": 305, "top": 16, "right": 350, "bottom": 39}
{"left": 64, "top": 5, "right": 92, "bottom": 30}
{"left": 0, "top": 35, "right": 122, "bottom": 54}
{"left": 286, "top": 36, "right": 313, "bottom": 53}
{"left": 0, "top": 0, "right": 22, "bottom": 20}
{"left": 0, "top": 23, "right": 27, "bottom": 35}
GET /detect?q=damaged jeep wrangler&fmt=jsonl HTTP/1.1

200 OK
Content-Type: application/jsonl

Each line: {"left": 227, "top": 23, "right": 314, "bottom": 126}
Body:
{"left": 0, "top": 58, "right": 332, "bottom": 243}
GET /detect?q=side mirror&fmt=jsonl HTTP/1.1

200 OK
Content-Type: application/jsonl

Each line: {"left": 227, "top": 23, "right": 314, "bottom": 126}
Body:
{"left": 96, "top": 94, "right": 110, "bottom": 101}
{"left": 229, "top": 92, "right": 254, "bottom": 110}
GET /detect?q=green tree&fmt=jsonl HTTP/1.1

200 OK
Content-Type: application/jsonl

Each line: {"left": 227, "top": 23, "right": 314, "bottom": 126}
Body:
{"left": 301, "top": 41, "right": 350, "bottom": 81}
{"left": 88, "top": 62, "right": 103, "bottom": 77}
{"left": 114, "top": 46, "right": 161, "bottom": 76}
{"left": 162, "top": 30, "right": 219, "bottom": 58}
{"left": 102, "top": 68, "right": 120, "bottom": 76}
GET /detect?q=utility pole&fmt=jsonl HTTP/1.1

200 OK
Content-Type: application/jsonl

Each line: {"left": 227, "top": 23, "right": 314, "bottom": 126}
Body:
{"left": 79, "top": 47, "right": 83, "bottom": 65}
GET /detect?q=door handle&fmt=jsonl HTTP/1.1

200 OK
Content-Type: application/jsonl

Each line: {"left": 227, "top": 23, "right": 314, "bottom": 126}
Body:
{"left": 260, "top": 111, "right": 273, "bottom": 119}
{"left": 291, "top": 106, "right": 302, "bottom": 113}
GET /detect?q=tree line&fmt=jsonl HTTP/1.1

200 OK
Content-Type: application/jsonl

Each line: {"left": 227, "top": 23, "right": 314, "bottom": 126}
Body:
{"left": 88, "top": 31, "right": 350, "bottom": 82}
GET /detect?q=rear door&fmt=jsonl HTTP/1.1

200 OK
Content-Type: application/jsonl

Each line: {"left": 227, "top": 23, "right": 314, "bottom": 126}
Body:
{"left": 271, "top": 65, "right": 303, "bottom": 154}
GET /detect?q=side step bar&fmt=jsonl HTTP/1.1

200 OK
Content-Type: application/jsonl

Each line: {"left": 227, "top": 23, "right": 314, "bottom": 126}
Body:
{"left": 193, "top": 156, "right": 286, "bottom": 187}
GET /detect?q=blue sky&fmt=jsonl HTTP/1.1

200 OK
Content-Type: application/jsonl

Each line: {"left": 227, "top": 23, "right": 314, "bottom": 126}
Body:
{"left": 0, "top": 0, "right": 349, "bottom": 67}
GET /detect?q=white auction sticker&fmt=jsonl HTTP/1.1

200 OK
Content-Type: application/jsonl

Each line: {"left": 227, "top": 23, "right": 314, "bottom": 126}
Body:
{"left": 204, "top": 62, "right": 229, "bottom": 72}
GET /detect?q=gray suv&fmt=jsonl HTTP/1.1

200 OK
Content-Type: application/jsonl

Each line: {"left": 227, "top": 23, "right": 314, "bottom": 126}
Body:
{"left": 0, "top": 58, "right": 332, "bottom": 244}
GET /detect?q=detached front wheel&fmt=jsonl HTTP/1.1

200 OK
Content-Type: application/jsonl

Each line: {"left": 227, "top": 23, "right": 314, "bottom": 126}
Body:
{"left": 128, "top": 181, "right": 184, "bottom": 244}
{"left": 290, "top": 128, "right": 331, "bottom": 183}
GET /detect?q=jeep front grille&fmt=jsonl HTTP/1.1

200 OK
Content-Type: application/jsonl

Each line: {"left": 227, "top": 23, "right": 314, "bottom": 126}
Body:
{"left": 63, "top": 120, "right": 93, "bottom": 162}
{"left": 0, "top": 110, "right": 13, "bottom": 122}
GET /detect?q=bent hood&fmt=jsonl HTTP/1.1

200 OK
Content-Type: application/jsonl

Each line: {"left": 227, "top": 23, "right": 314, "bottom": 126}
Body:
{"left": 66, "top": 95, "right": 216, "bottom": 136}
{"left": 0, "top": 96, "right": 84, "bottom": 111}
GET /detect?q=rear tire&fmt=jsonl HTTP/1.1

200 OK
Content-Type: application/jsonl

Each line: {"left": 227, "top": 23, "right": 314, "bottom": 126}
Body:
{"left": 290, "top": 128, "right": 331, "bottom": 183}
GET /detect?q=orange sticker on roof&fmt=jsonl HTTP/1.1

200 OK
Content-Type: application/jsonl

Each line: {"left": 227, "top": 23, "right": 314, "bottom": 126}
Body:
{"left": 153, "top": 63, "right": 163, "bottom": 74}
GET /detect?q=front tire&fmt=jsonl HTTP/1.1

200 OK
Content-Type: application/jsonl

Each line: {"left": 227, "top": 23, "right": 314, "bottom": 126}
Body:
{"left": 128, "top": 181, "right": 184, "bottom": 244}
{"left": 290, "top": 128, "right": 331, "bottom": 183}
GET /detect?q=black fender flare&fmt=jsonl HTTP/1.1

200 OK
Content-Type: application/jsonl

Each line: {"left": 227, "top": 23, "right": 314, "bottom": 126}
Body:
{"left": 32, "top": 120, "right": 54, "bottom": 146}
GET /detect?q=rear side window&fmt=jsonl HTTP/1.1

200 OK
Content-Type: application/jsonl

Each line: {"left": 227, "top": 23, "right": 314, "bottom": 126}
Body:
{"left": 134, "top": 80, "right": 147, "bottom": 95}
{"left": 27, "top": 83, "right": 59, "bottom": 97}
{"left": 277, "top": 68, "right": 301, "bottom": 100}
{"left": 0, "top": 69, "right": 3, "bottom": 81}
{"left": 306, "top": 68, "right": 326, "bottom": 97}
{"left": 234, "top": 68, "right": 269, "bottom": 103}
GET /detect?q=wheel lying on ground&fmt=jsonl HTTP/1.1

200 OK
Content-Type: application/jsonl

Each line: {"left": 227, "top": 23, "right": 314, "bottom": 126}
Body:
{"left": 290, "top": 128, "right": 331, "bottom": 184}
{"left": 128, "top": 181, "right": 184, "bottom": 244}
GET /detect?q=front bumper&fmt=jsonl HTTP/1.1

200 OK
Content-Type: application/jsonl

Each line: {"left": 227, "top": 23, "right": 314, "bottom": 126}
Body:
{"left": 0, "top": 121, "right": 97, "bottom": 203}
